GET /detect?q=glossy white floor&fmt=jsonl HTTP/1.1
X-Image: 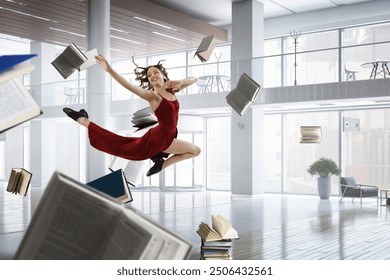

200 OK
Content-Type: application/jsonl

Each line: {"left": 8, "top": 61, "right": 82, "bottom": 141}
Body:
{"left": 1, "top": 183, "right": 390, "bottom": 260}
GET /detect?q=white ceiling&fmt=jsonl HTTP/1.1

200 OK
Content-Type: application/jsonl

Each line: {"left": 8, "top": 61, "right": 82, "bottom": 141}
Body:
{"left": 0, "top": 0, "right": 379, "bottom": 60}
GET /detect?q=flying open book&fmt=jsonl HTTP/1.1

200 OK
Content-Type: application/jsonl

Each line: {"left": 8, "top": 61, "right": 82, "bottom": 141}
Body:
{"left": 0, "top": 54, "right": 42, "bottom": 134}
{"left": 131, "top": 107, "right": 158, "bottom": 132}
{"left": 6, "top": 167, "right": 32, "bottom": 196}
{"left": 51, "top": 42, "right": 98, "bottom": 79}
{"left": 196, "top": 214, "right": 239, "bottom": 242}
{"left": 108, "top": 156, "right": 146, "bottom": 187}
{"left": 300, "top": 126, "right": 322, "bottom": 143}
{"left": 194, "top": 34, "right": 215, "bottom": 63}
{"left": 226, "top": 72, "right": 261, "bottom": 116}
{"left": 15, "top": 171, "right": 193, "bottom": 260}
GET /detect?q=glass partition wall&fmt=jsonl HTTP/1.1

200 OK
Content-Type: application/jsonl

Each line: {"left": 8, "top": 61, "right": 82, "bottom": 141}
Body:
{"left": 263, "top": 108, "right": 390, "bottom": 195}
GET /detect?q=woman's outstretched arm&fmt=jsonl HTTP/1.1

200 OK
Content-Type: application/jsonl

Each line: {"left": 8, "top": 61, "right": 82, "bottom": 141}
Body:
{"left": 166, "top": 76, "right": 197, "bottom": 93}
{"left": 95, "top": 54, "right": 154, "bottom": 101}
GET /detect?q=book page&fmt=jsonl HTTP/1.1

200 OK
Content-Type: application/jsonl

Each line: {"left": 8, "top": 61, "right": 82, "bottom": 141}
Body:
{"left": 211, "top": 215, "right": 231, "bottom": 238}
{"left": 0, "top": 76, "right": 41, "bottom": 133}
{"left": 67, "top": 43, "right": 88, "bottom": 67}
{"left": 226, "top": 89, "right": 250, "bottom": 116}
{"left": 236, "top": 73, "right": 260, "bottom": 102}
{"left": 124, "top": 160, "right": 145, "bottom": 184}
{"left": 101, "top": 211, "right": 156, "bottom": 259}
{"left": 119, "top": 208, "right": 193, "bottom": 259}
{"left": 15, "top": 173, "right": 122, "bottom": 259}
{"left": 79, "top": 48, "right": 98, "bottom": 71}
{"left": 18, "top": 168, "right": 32, "bottom": 196}
{"left": 6, "top": 168, "right": 21, "bottom": 193}
{"left": 109, "top": 157, "right": 145, "bottom": 184}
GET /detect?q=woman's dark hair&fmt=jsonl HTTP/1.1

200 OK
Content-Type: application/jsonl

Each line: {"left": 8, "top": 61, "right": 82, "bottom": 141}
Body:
{"left": 132, "top": 57, "right": 169, "bottom": 90}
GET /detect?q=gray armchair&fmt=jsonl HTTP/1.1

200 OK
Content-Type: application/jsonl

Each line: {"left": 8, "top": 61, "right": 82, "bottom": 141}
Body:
{"left": 339, "top": 176, "right": 378, "bottom": 204}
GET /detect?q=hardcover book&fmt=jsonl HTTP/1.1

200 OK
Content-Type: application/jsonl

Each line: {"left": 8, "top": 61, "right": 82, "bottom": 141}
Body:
{"left": 87, "top": 169, "right": 133, "bottom": 203}
{"left": 194, "top": 34, "right": 215, "bottom": 63}
{"left": 6, "top": 167, "right": 32, "bottom": 196}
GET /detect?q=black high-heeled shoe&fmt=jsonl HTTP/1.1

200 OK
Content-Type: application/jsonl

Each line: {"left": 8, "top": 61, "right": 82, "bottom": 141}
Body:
{"left": 63, "top": 107, "right": 89, "bottom": 121}
{"left": 146, "top": 158, "right": 165, "bottom": 177}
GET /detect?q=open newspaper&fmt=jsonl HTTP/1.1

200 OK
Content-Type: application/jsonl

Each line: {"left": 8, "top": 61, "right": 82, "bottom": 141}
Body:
{"left": 15, "top": 171, "right": 193, "bottom": 260}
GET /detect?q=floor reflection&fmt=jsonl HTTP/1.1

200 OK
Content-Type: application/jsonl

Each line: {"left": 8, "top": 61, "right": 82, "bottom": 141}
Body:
{"left": 1, "top": 183, "right": 390, "bottom": 260}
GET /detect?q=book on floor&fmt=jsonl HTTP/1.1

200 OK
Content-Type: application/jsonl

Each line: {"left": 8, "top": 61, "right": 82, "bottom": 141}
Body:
{"left": 108, "top": 156, "right": 146, "bottom": 187}
{"left": 225, "top": 72, "right": 261, "bottom": 116}
{"left": 51, "top": 42, "right": 97, "bottom": 79}
{"left": 194, "top": 34, "right": 215, "bottom": 63}
{"left": 6, "top": 167, "right": 32, "bottom": 196}
{"left": 87, "top": 169, "right": 133, "bottom": 203}
{"left": 0, "top": 55, "right": 42, "bottom": 134}
{"left": 15, "top": 171, "right": 193, "bottom": 260}
{"left": 196, "top": 214, "right": 239, "bottom": 242}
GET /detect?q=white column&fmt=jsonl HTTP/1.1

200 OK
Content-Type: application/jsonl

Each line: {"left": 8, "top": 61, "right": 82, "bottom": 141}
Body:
{"left": 230, "top": 0, "right": 265, "bottom": 196}
{"left": 86, "top": 0, "right": 111, "bottom": 181}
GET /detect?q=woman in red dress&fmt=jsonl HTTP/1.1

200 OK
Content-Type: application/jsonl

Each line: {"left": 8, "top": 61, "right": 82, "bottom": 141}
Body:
{"left": 63, "top": 54, "right": 200, "bottom": 176}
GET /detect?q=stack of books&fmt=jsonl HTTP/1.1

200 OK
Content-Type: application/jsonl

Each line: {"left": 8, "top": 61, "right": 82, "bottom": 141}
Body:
{"left": 201, "top": 238, "right": 233, "bottom": 260}
{"left": 131, "top": 107, "right": 158, "bottom": 132}
{"left": 196, "top": 214, "right": 239, "bottom": 260}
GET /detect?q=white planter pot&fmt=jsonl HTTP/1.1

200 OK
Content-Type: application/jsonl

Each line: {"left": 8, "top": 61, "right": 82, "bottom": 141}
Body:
{"left": 317, "top": 177, "right": 332, "bottom": 199}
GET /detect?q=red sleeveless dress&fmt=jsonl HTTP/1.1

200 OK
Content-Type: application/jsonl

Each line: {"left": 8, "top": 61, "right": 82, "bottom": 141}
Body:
{"left": 88, "top": 97, "right": 179, "bottom": 161}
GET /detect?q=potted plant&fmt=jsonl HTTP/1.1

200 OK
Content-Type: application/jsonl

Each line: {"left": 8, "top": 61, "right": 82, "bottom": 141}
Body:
{"left": 307, "top": 157, "right": 341, "bottom": 199}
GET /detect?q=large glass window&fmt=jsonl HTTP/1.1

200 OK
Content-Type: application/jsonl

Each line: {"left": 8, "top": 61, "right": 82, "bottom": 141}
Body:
{"left": 343, "top": 22, "right": 390, "bottom": 80}
{"left": 285, "top": 112, "right": 339, "bottom": 195}
{"left": 263, "top": 114, "right": 282, "bottom": 192}
{"left": 206, "top": 116, "right": 231, "bottom": 190}
{"left": 264, "top": 38, "right": 282, "bottom": 88}
{"left": 285, "top": 30, "right": 339, "bottom": 85}
{"left": 343, "top": 109, "right": 390, "bottom": 189}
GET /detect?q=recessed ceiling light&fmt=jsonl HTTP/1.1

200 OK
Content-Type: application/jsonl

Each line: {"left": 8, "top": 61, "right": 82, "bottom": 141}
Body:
{"left": 49, "top": 27, "right": 85, "bottom": 37}
{"left": 110, "top": 27, "right": 129, "bottom": 34}
{"left": 152, "top": 32, "right": 187, "bottom": 43}
{"left": 110, "top": 35, "right": 142, "bottom": 45}
{"left": 134, "top": 16, "right": 176, "bottom": 31}
{"left": 0, "top": 6, "right": 57, "bottom": 22}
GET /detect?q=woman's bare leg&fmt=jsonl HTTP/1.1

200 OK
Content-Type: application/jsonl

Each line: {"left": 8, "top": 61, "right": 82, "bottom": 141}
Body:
{"left": 162, "top": 139, "right": 201, "bottom": 169}
{"left": 77, "top": 117, "right": 90, "bottom": 127}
